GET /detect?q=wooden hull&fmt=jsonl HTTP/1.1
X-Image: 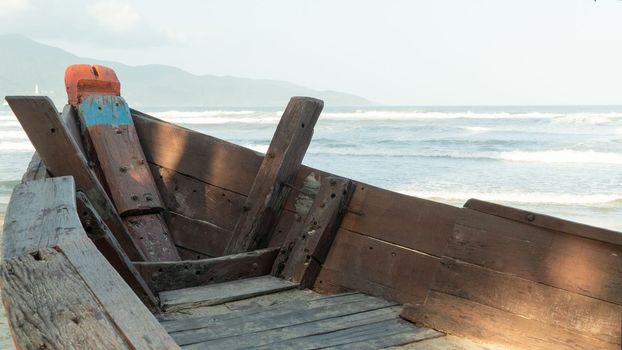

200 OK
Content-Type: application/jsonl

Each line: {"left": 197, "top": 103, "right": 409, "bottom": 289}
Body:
{"left": 1, "top": 103, "right": 620, "bottom": 349}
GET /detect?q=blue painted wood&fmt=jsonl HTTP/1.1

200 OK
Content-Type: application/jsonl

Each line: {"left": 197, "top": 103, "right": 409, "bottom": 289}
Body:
{"left": 78, "top": 95, "right": 133, "bottom": 128}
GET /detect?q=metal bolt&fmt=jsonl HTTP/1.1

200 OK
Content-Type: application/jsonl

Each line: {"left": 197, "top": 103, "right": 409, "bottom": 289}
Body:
{"left": 526, "top": 213, "right": 536, "bottom": 222}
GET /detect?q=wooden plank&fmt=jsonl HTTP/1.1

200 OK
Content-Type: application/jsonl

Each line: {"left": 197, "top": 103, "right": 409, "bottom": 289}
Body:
{"left": 401, "top": 335, "right": 509, "bottom": 350}
{"left": 432, "top": 257, "right": 621, "bottom": 344}
{"left": 5, "top": 96, "right": 144, "bottom": 260}
{"left": 160, "top": 293, "right": 375, "bottom": 333}
{"left": 159, "top": 275, "right": 297, "bottom": 312}
{"left": 225, "top": 97, "right": 324, "bottom": 254}
{"left": 21, "top": 152, "right": 47, "bottom": 183}
{"left": 2, "top": 176, "right": 82, "bottom": 259}
{"left": 77, "top": 95, "right": 164, "bottom": 215}
{"left": 133, "top": 248, "right": 278, "bottom": 292}
{"left": 465, "top": 198, "right": 622, "bottom": 246}
{"left": 172, "top": 296, "right": 396, "bottom": 346}
{"left": 315, "top": 228, "right": 439, "bottom": 305}
{"left": 340, "top": 184, "right": 461, "bottom": 256}
{"left": 123, "top": 213, "right": 180, "bottom": 261}
{"left": 132, "top": 109, "right": 263, "bottom": 195}
{"left": 0, "top": 248, "right": 132, "bottom": 350}
{"left": 276, "top": 177, "right": 354, "bottom": 287}
{"left": 151, "top": 164, "right": 246, "bottom": 230}
{"left": 176, "top": 246, "right": 211, "bottom": 260}
{"left": 449, "top": 208, "right": 622, "bottom": 305}
{"left": 401, "top": 291, "right": 618, "bottom": 350}
{"left": 76, "top": 191, "right": 158, "bottom": 309}
{"left": 184, "top": 307, "right": 403, "bottom": 349}
{"left": 268, "top": 208, "right": 302, "bottom": 248}
{"left": 165, "top": 211, "right": 231, "bottom": 257}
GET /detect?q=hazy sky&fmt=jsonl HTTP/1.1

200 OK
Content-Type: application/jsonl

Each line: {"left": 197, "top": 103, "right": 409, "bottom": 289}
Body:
{"left": 1, "top": 0, "right": 622, "bottom": 105}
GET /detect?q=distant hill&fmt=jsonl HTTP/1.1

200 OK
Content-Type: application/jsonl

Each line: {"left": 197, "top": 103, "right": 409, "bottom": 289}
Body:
{"left": 0, "top": 34, "right": 371, "bottom": 108}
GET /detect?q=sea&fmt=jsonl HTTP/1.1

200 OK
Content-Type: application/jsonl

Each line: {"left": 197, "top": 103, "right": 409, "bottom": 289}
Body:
{"left": 0, "top": 104, "right": 621, "bottom": 346}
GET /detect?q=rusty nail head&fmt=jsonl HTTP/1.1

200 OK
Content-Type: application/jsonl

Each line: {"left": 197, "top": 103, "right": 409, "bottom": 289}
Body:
{"left": 131, "top": 194, "right": 139, "bottom": 201}
{"left": 526, "top": 213, "right": 536, "bottom": 222}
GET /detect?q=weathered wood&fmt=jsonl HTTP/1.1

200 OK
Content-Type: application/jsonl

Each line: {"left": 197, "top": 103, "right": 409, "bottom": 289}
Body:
{"left": 225, "top": 97, "right": 324, "bottom": 254}
{"left": 123, "top": 213, "right": 181, "bottom": 261}
{"left": 160, "top": 275, "right": 298, "bottom": 312}
{"left": 1, "top": 177, "right": 179, "bottom": 349}
{"left": 76, "top": 191, "right": 158, "bottom": 309}
{"left": 340, "top": 184, "right": 461, "bottom": 256}
{"left": 77, "top": 95, "right": 164, "bottom": 215}
{"left": 151, "top": 164, "right": 246, "bottom": 230}
{"left": 465, "top": 198, "right": 622, "bottom": 246}
{"left": 433, "top": 257, "right": 621, "bottom": 344}
{"left": 171, "top": 296, "right": 396, "bottom": 346}
{"left": 401, "top": 291, "right": 618, "bottom": 350}
{"left": 165, "top": 211, "right": 231, "bottom": 257}
{"left": 0, "top": 248, "right": 132, "bottom": 350}
{"left": 176, "top": 247, "right": 211, "bottom": 260}
{"left": 403, "top": 335, "right": 508, "bottom": 350}
{"left": 315, "top": 228, "right": 439, "bottom": 305}
{"left": 449, "top": 208, "right": 622, "bottom": 305}
{"left": 21, "top": 152, "right": 47, "bottom": 183}
{"left": 5, "top": 96, "right": 145, "bottom": 260}
{"left": 132, "top": 109, "right": 263, "bottom": 195}
{"left": 134, "top": 248, "right": 279, "bottom": 292}
{"left": 275, "top": 177, "right": 354, "bottom": 288}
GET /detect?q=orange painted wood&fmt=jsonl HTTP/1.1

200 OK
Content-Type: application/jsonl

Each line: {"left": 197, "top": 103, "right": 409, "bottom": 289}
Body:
{"left": 65, "top": 64, "right": 121, "bottom": 106}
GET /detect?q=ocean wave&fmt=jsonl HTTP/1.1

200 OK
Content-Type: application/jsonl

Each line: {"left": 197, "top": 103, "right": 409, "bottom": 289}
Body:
{"left": 0, "top": 130, "right": 27, "bottom": 139}
{"left": 395, "top": 189, "right": 622, "bottom": 206}
{"left": 0, "top": 141, "right": 34, "bottom": 153}
{"left": 496, "top": 150, "right": 622, "bottom": 165}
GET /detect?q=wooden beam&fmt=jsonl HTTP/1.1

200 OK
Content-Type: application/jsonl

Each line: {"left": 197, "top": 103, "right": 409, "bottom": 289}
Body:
{"left": 225, "top": 97, "right": 324, "bottom": 254}
{"left": 465, "top": 198, "right": 622, "bottom": 246}
{"left": 165, "top": 211, "right": 231, "bottom": 257}
{"left": 5, "top": 96, "right": 145, "bottom": 261}
{"left": 76, "top": 192, "right": 158, "bottom": 309}
{"left": 274, "top": 177, "right": 354, "bottom": 288}
{"left": 133, "top": 247, "right": 279, "bottom": 292}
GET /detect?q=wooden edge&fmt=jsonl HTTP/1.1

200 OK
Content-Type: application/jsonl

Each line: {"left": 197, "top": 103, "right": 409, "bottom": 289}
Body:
{"left": 21, "top": 152, "right": 48, "bottom": 183}
{"left": 465, "top": 198, "right": 622, "bottom": 246}
{"left": 133, "top": 247, "right": 279, "bottom": 293}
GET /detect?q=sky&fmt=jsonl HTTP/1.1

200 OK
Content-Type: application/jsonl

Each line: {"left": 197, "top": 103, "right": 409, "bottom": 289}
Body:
{"left": 1, "top": 0, "right": 622, "bottom": 105}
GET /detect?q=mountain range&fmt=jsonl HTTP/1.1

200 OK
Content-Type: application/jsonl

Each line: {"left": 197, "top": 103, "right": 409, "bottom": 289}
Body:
{"left": 0, "top": 34, "right": 371, "bottom": 108}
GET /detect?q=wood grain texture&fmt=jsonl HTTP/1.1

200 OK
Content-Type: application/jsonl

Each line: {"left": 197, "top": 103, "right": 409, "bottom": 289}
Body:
{"left": 165, "top": 211, "right": 231, "bottom": 257}
{"left": 315, "top": 229, "right": 439, "bottom": 305}
{"left": 401, "top": 291, "right": 618, "bottom": 350}
{"left": 225, "top": 97, "right": 324, "bottom": 254}
{"left": 465, "top": 198, "right": 622, "bottom": 246}
{"left": 432, "top": 257, "right": 621, "bottom": 344}
{"left": 76, "top": 191, "right": 158, "bottom": 309}
{"left": 0, "top": 248, "right": 132, "bottom": 350}
{"left": 151, "top": 164, "right": 246, "bottom": 230}
{"left": 6, "top": 96, "right": 145, "bottom": 260}
{"left": 340, "top": 184, "right": 461, "bottom": 256}
{"left": 132, "top": 109, "right": 263, "bottom": 195}
{"left": 77, "top": 95, "right": 164, "bottom": 215}
{"left": 21, "top": 152, "right": 47, "bottom": 183}
{"left": 123, "top": 213, "right": 181, "bottom": 261}
{"left": 134, "top": 247, "right": 278, "bottom": 292}
{"left": 449, "top": 208, "right": 622, "bottom": 304}
{"left": 276, "top": 177, "right": 354, "bottom": 288}
{"left": 159, "top": 275, "right": 297, "bottom": 312}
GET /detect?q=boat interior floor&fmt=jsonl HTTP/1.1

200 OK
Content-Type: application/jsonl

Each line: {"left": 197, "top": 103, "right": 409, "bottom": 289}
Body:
{"left": 156, "top": 276, "right": 508, "bottom": 350}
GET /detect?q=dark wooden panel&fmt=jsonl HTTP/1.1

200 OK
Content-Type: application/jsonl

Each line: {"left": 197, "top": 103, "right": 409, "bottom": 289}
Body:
{"left": 268, "top": 209, "right": 302, "bottom": 249}
{"left": 401, "top": 291, "right": 618, "bottom": 350}
{"left": 316, "top": 229, "right": 439, "bottom": 305}
{"left": 465, "top": 198, "right": 622, "bottom": 246}
{"left": 449, "top": 208, "right": 622, "bottom": 305}
{"left": 151, "top": 164, "right": 245, "bottom": 230}
{"left": 6, "top": 96, "right": 144, "bottom": 260}
{"left": 432, "top": 257, "right": 621, "bottom": 344}
{"left": 226, "top": 97, "right": 324, "bottom": 254}
{"left": 0, "top": 248, "right": 132, "bottom": 350}
{"left": 133, "top": 248, "right": 278, "bottom": 292}
{"left": 132, "top": 109, "right": 263, "bottom": 195}
{"left": 176, "top": 247, "right": 211, "bottom": 260}
{"left": 165, "top": 211, "right": 231, "bottom": 257}
{"left": 340, "top": 184, "right": 461, "bottom": 256}
{"left": 277, "top": 177, "right": 354, "bottom": 288}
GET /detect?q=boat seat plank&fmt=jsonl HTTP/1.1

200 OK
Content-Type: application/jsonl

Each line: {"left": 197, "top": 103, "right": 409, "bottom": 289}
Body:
{"left": 134, "top": 247, "right": 279, "bottom": 293}
{"left": 0, "top": 248, "right": 132, "bottom": 350}
{"left": 160, "top": 275, "right": 298, "bottom": 311}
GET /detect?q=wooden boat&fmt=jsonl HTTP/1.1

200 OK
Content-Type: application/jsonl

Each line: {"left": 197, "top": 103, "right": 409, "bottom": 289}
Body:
{"left": 1, "top": 64, "right": 620, "bottom": 350}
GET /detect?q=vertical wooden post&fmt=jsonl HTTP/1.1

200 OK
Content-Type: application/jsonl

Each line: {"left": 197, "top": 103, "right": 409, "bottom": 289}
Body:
{"left": 225, "top": 97, "right": 324, "bottom": 254}
{"left": 273, "top": 177, "right": 354, "bottom": 288}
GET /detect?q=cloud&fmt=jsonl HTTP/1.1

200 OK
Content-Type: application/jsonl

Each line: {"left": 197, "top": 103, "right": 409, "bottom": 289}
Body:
{"left": 87, "top": 0, "right": 141, "bottom": 33}
{"left": 0, "top": 0, "right": 32, "bottom": 16}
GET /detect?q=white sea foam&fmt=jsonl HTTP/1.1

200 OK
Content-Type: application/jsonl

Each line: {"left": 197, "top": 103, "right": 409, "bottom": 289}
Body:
{"left": 462, "top": 126, "right": 491, "bottom": 132}
{"left": 496, "top": 150, "right": 622, "bottom": 165}
{"left": 0, "top": 141, "right": 34, "bottom": 152}
{"left": 242, "top": 143, "right": 270, "bottom": 153}
{"left": 395, "top": 189, "right": 622, "bottom": 206}
{"left": 0, "top": 130, "right": 27, "bottom": 139}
